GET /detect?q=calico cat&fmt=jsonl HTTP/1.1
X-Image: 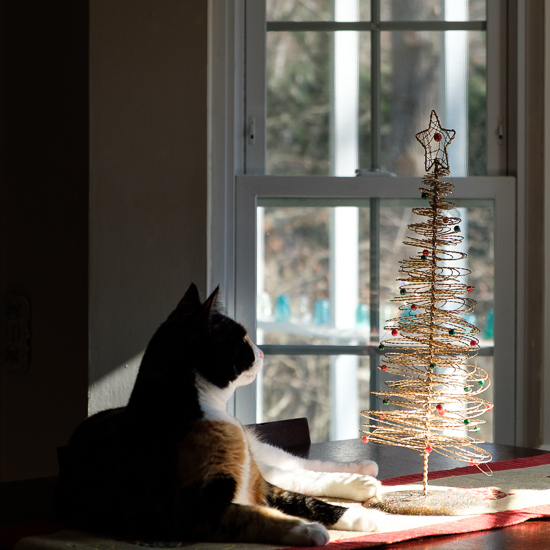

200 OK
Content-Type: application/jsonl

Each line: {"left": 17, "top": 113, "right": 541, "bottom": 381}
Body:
{"left": 56, "top": 284, "right": 384, "bottom": 546}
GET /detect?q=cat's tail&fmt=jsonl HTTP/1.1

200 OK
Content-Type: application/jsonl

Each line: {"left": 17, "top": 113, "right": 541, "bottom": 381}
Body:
{"left": 266, "top": 485, "right": 384, "bottom": 533}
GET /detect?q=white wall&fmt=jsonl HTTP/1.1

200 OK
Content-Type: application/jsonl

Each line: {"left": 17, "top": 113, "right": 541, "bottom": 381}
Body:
{"left": 89, "top": 1, "right": 209, "bottom": 414}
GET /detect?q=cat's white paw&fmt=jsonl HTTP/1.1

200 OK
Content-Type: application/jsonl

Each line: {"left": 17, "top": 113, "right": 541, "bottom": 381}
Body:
{"left": 339, "top": 460, "right": 378, "bottom": 477}
{"left": 326, "top": 472, "right": 381, "bottom": 501}
{"left": 283, "top": 521, "right": 330, "bottom": 547}
{"left": 332, "top": 506, "right": 386, "bottom": 532}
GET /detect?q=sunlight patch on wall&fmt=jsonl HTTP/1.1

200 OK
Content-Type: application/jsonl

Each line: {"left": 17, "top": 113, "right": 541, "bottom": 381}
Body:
{"left": 88, "top": 352, "right": 144, "bottom": 415}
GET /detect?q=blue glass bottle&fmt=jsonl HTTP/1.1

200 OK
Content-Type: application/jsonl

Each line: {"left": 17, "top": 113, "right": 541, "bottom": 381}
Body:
{"left": 274, "top": 294, "right": 291, "bottom": 322}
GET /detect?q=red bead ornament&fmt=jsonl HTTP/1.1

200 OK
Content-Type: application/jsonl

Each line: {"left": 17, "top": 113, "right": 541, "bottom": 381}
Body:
{"left": 425, "top": 446, "right": 433, "bottom": 453}
{"left": 467, "top": 285, "right": 474, "bottom": 293}
{"left": 487, "top": 404, "right": 493, "bottom": 411}
{"left": 433, "top": 133, "right": 442, "bottom": 142}
{"left": 443, "top": 217, "right": 450, "bottom": 223}
{"left": 379, "top": 413, "right": 386, "bottom": 420}
{"left": 470, "top": 340, "right": 477, "bottom": 347}
{"left": 411, "top": 304, "right": 418, "bottom": 311}
{"left": 362, "top": 435, "right": 369, "bottom": 443}
{"left": 380, "top": 364, "right": 388, "bottom": 371}
{"left": 391, "top": 329, "right": 398, "bottom": 336}
{"left": 469, "top": 459, "right": 480, "bottom": 466}
{"left": 423, "top": 249, "right": 430, "bottom": 256}
{"left": 436, "top": 403, "right": 444, "bottom": 411}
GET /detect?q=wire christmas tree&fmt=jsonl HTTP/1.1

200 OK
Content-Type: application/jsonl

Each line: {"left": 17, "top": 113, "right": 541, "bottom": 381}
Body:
{"left": 360, "top": 110, "right": 493, "bottom": 498}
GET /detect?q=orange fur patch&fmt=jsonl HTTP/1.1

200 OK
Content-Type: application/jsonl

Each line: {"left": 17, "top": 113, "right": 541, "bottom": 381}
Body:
{"left": 177, "top": 420, "right": 266, "bottom": 504}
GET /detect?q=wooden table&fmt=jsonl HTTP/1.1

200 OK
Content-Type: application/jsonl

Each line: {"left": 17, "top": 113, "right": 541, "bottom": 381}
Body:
{"left": 1, "top": 440, "right": 549, "bottom": 548}
{"left": 288, "top": 439, "right": 550, "bottom": 549}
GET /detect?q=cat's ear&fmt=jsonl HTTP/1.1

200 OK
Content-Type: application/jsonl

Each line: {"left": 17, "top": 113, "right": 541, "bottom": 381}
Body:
{"left": 176, "top": 283, "right": 202, "bottom": 310}
{"left": 201, "top": 286, "right": 220, "bottom": 314}
{"left": 195, "top": 286, "right": 219, "bottom": 328}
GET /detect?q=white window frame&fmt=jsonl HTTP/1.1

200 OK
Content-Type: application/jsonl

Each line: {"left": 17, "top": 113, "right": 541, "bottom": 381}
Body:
{"left": 234, "top": 175, "right": 516, "bottom": 445}
{"left": 207, "top": 0, "right": 536, "bottom": 446}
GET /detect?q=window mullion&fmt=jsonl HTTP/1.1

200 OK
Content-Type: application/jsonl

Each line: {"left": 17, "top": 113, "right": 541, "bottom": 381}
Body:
{"left": 369, "top": 197, "right": 381, "bottom": 408}
{"left": 371, "top": 0, "right": 381, "bottom": 170}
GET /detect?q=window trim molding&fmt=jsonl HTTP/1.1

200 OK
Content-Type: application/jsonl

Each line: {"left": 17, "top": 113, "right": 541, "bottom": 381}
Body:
{"left": 207, "top": 0, "right": 246, "bottom": 316}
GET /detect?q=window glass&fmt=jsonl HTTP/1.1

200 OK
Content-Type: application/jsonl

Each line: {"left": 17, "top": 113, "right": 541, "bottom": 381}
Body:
{"left": 266, "top": 1, "right": 485, "bottom": 22}
{"left": 260, "top": 352, "right": 494, "bottom": 444}
{"left": 265, "top": 2, "right": 487, "bottom": 177}
{"left": 266, "top": 1, "right": 371, "bottom": 21}
{"left": 266, "top": 31, "right": 332, "bottom": 175}
{"left": 260, "top": 354, "right": 372, "bottom": 443}
{"left": 377, "top": 30, "right": 486, "bottom": 176}
{"left": 381, "top": 1, "right": 485, "bottom": 21}
{"left": 258, "top": 201, "right": 494, "bottom": 345}
{"left": 257, "top": 199, "right": 495, "bottom": 442}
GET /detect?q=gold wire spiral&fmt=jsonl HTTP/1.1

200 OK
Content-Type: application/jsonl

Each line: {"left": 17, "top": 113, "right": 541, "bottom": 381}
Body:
{"left": 360, "top": 113, "right": 493, "bottom": 495}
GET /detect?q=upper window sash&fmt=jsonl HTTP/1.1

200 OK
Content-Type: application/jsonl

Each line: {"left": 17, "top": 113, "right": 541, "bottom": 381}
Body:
{"left": 245, "top": 1, "right": 506, "bottom": 176}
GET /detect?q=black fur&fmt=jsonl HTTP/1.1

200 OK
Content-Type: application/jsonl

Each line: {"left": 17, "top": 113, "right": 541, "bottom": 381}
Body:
{"left": 55, "top": 284, "right": 351, "bottom": 544}
{"left": 266, "top": 485, "right": 348, "bottom": 525}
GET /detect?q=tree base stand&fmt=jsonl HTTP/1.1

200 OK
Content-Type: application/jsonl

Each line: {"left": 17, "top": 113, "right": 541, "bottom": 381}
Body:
{"left": 369, "top": 487, "right": 486, "bottom": 516}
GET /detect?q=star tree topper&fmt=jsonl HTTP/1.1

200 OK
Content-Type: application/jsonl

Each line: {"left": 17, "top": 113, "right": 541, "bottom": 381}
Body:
{"left": 415, "top": 110, "right": 456, "bottom": 172}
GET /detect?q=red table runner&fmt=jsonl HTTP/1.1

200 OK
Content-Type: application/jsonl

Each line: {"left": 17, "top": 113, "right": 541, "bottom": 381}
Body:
{"left": 2, "top": 453, "right": 550, "bottom": 550}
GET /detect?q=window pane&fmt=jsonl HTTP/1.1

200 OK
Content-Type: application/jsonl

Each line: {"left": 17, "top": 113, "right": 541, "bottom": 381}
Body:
{"left": 267, "top": 29, "right": 486, "bottom": 176}
{"left": 260, "top": 354, "right": 372, "bottom": 442}
{"left": 260, "top": 352, "right": 493, "bottom": 444}
{"left": 258, "top": 204, "right": 372, "bottom": 345}
{"left": 381, "top": 0, "right": 485, "bottom": 21}
{"left": 369, "top": 355, "right": 494, "bottom": 443}
{"left": 266, "top": 1, "right": 372, "bottom": 22}
{"left": 266, "top": 1, "right": 485, "bottom": 22}
{"left": 378, "top": 30, "right": 487, "bottom": 176}
{"left": 266, "top": 31, "right": 332, "bottom": 175}
{"left": 377, "top": 200, "right": 494, "bottom": 343}
{"left": 266, "top": 1, "right": 332, "bottom": 21}
{"left": 257, "top": 199, "right": 495, "bottom": 443}
{"left": 258, "top": 200, "right": 494, "bottom": 346}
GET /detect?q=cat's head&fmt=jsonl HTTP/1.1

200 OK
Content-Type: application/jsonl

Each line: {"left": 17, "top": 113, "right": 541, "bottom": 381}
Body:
{"left": 157, "top": 283, "right": 263, "bottom": 390}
